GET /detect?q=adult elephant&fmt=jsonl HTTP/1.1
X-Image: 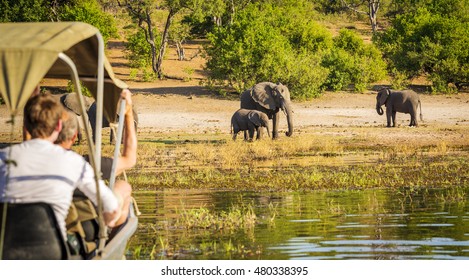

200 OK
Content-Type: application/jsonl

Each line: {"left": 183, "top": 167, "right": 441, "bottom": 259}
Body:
{"left": 87, "top": 101, "right": 139, "bottom": 144}
{"left": 376, "top": 88, "right": 423, "bottom": 127}
{"left": 59, "top": 92, "right": 93, "bottom": 143}
{"left": 240, "top": 82, "right": 293, "bottom": 139}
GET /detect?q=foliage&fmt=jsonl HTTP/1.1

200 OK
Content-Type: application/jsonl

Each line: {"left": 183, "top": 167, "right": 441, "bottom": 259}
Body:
{"left": 313, "top": 0, "right": 347, "bottom": 14}
{"left": 205, "top": 1, "right": 333, "bottom": 99}
{"left": 375, "top": 6, "right": 469, "bottom": 92}
{"left": 126, "top": 28, "right": 159, "bottom": 68}
{"left": 388, "top": 0, "right": 469, "bottom": 19}
{"left": 206, "top": 1, "right": 387, "bottom": 98}
{"left": 0, "top": 0, "right": 117, "bottom": 44}
{"left": 323, "top": 29, "right": 387, "bottom": 92}
{"left": 59, "top": 0, "right": 118, "bottom": 42}
{"left": 66, "top": 80, "right": 92, "bottom": 98}
{"left": 0, "top": 0, "right": 50, "bottom": 22}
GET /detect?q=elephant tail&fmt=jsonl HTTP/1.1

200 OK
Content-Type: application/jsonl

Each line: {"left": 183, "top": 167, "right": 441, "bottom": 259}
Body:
{"left": 419, "top": 99, "right": 423, "bottom": 122}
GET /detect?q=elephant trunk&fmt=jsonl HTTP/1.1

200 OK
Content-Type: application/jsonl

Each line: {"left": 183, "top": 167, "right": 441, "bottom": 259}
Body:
{"left": 376, "top": 103, "right": 384, "bottom": 115}
{"left": 283, "top": 102, "right": 294, "bottom": 137}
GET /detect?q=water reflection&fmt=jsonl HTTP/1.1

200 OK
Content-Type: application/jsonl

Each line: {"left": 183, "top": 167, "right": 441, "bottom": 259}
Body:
{"left": 128, "top": 188, "right": 469, "bottom": 260}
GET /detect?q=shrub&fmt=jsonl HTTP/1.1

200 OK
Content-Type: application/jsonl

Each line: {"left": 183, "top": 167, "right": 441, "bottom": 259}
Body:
{"left": 59, "top": 0, "right": 118, "bottom": 43}
{"left": 323, "top": 29, "right": 387, "bottom": 92}
{"left": 205, "top": 2, "right": 386, "bottom": 98}
{"left": 126, "top": 28, "right": 159, "bottom": 69}
{"left": 375, "top": 7, "right": 469, "bottom": 92}
{"left": 0, "top": 0, "right": 49, "bottom": 22}
{"left": 205, "top": 2, "right": 331, "bottom": 99}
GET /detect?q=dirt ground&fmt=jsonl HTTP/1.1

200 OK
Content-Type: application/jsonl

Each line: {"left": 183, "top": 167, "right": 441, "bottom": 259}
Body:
{"left": 1, "top": 40, "right": 469, "bottom": 147}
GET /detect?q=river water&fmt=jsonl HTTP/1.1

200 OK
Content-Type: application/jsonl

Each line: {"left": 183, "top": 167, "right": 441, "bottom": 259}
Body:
{"left": 127, "top": 188, "right": 469, "bottom": 260}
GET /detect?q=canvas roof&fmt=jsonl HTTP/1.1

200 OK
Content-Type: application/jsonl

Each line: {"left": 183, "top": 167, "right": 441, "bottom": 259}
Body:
{"left": 0, "top": 22, "right": 127, "bottom": 122}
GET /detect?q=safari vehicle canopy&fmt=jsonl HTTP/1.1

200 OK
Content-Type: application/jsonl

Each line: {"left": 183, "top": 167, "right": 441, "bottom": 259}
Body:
{"left": 0, "top": 22, "right": 137, "bottom": 260}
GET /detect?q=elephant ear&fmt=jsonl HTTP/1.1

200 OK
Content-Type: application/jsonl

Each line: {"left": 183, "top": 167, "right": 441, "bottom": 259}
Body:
{"left": 251, "top": 83, "right": 277, "bottom": 110}
{"left": 62, "top": 92, "right": 94, "bottom": 115}
{"left": 62, "top": 92, "right": 82, "bottom": 115}
{"left": 248, "top": 111, "right": 262, "bottom": 126}
{"left": 378, "top": 89, "right": 390, "bottom": 105}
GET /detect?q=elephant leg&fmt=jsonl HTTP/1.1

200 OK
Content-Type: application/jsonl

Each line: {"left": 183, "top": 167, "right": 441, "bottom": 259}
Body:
{"left": 386, "top": 108, "right": 392, "bottom": 127}
{"left": 248, "top": 123, "right": 255, "bottom": 141}
{"left": 272, "top": 112, "right": 279, "bottom": 139}
{"left": 392, "top": 111, "right": 397, "bottom": 127}
{"left": 411, "top": 107, "right": 418, "bottom": 127}
{"left": 256, "top": 127, "right": 262, "bottom": 140}
{"left": 110, "top": 128, "right": 115, "bottom": 144}
{"left": 409, "top": 114, "right": 413, "bottom": 127}
{"left": 90, "top": 120, "right": 97, "bottom": 143}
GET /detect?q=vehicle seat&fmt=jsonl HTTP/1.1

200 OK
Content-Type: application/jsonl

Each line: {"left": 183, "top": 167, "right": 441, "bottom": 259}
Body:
{"left": 0, "top": 202, "right": 70, "bottom": 260}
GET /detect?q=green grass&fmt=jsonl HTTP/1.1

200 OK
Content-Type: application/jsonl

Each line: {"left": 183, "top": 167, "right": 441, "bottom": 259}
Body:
{"left": 121, "top": 131, "right": 469, "bottom": 192}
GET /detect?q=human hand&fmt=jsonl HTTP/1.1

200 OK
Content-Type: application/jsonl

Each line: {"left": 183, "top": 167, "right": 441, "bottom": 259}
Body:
{"left": 120, "top": 89, "right": 133, "bottom": 116}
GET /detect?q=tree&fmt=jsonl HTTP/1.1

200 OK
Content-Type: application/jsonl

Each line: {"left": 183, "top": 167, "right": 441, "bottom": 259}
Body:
{"left": 0, "top": 0, "right": 117, "bottom": 43}
{"left": 375, "top": 5, "right": 469, "bottom": 92}
{"left": 0, "top": 0, "right": 50, "bottom": 22}
{"left": 60, "top": 0, "right": 118, "bottom": 42}
{"left": 118, "top": 1, "right": 161, "bottom": 77}
{"left": 169, "top": 15, "right": 191, "bottom": 60}
{"left": 205, "top": 1, "right": 332, "bottom": 98}
{"left": 119, "top": 0, "right": 194, "bottom": 78}
{"left": 322, "top": 29, "right": 387, "bottom": 92}
{"left": 341, "top": 0, "right": 382, "bottom": 33}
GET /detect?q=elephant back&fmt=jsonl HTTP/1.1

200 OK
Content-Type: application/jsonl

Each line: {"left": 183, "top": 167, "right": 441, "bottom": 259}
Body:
{"left": 61, "top": 92, "right": 93, "bottom": 116}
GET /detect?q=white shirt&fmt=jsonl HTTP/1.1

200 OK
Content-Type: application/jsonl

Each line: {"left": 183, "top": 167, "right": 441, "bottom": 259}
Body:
{"left": 0, "top": 139, "right": 118, "bottom": 238}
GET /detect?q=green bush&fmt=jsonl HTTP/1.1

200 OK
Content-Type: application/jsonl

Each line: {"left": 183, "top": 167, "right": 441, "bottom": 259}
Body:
{"left": 323, "top": 29, "right": 387, "bottom": 92}
{"left": 375, "top": 7, "right": 469, "bottom": 92}
{"left": 66, "top": 80, "right": 92, "bottom": 98}
{"left": 284, "top": 52, "right": 329, "bottom": 100}
{"left": 0, "top": 0, "right": 50, "bottom": 22}
{"left": 205, "top": 2, "right": 386, "bottom": 98}
{"left": 126, "top": 28, "right": 159, "bottom": 69}
{"left": 59, "top": 0, "right": 118, "bottom": 43}
{"left": 322, "top": 49, "right": 355, "bottom": 91}
{"left": 205, "top": 2, "right": 331, "bottom": 99}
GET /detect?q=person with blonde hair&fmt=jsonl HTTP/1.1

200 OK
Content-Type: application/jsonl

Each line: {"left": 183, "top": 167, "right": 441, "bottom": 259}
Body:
{"left": 0, "top": 93, "right": 127, "bottom": 239}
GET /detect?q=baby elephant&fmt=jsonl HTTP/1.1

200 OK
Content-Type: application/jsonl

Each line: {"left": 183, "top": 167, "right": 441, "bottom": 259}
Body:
{"left": 231, "top": 109, "right": 270, "bottom": 141}
{"left": 376, "top": 88, "right": 423, "bottom": 127}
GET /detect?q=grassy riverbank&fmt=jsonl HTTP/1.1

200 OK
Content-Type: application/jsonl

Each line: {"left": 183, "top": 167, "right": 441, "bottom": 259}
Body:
{"left": 92, "top": 125, "right": 469, "bottom": 194}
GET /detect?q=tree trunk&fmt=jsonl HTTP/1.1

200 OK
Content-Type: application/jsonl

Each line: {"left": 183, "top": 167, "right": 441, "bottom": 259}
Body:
{"left": 229, "top": 0, "right": 235, "bottom": 25}
{"left": 341, "top": 0, "right": 380, "bottom": 33}
{"left": 156, "top": 9, "right": 176, "bottom": 79}
{"left": 368, "top": 0, "right": 380, "bottom": 33}
{"left": 140, "top": 10, "right": 158, "bottom": 75}
{"left": 175, "top": 41, "right": 185, "bottom": 61}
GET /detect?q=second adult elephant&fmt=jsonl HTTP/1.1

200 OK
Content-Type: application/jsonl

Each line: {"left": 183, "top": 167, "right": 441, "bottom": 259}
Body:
{"left": 87, "top": 101, "right": 139, "bottom": 143}
{"left": 376, "top": 88, "right": 423, "bottom": 127}
{"left": 240, "top": 82, "right": 293, "bottom": 139}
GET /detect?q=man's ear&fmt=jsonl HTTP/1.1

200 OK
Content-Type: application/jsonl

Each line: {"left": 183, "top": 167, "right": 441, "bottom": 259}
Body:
{"left": 56, "top": 119, "right": 63, "bottom": 133}
{"left": 71, "top": 130, "right": 78, "bottom": 143}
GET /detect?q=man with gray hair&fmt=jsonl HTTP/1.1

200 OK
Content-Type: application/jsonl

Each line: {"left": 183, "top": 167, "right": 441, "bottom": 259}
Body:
{"left": 56, "top": 89, "right": 137, "bottom": 240}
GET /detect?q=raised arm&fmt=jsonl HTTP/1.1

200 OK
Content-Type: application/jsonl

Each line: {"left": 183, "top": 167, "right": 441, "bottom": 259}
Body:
{"left": 115, "top": 89, "right": 137, "bottom": 175}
